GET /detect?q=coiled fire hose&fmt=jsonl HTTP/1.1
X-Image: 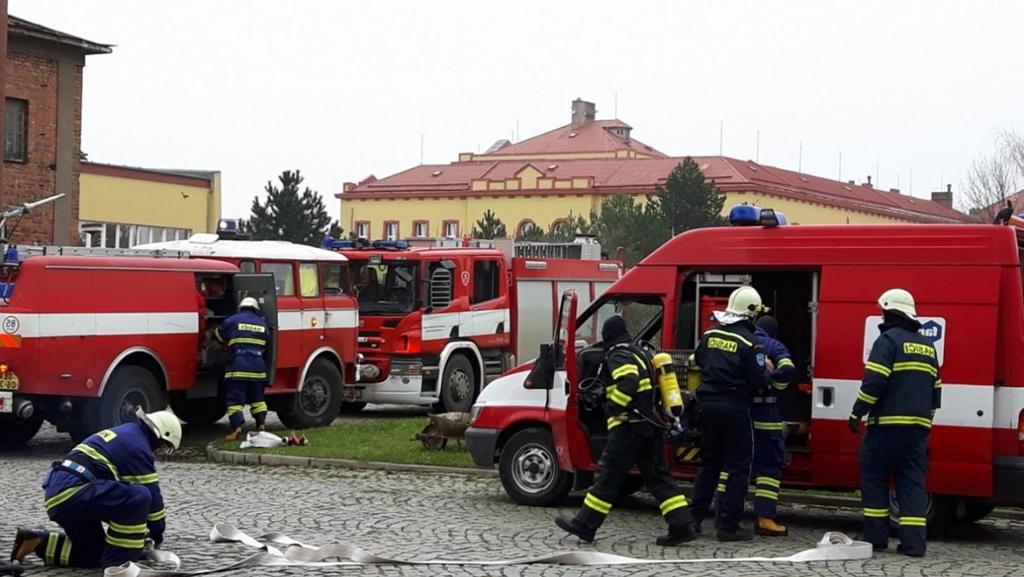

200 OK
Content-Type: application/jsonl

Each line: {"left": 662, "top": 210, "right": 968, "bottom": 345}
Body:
{"left": 104, "top": 525, "right": 872, "bottom": 577}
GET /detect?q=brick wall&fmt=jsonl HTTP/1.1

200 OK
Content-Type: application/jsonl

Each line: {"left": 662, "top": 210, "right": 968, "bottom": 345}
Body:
{"left": 1, "top": 49, "right": 81, "bottom": 245}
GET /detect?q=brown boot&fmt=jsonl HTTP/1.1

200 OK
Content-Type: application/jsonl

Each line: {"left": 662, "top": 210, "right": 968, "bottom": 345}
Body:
{"left": 224, "top": 427, "right": 242, "bottom": 442}
{"left": 756, "top": 516, "right": 788, "bottom": 537}
{"left": 10, "top": 529, "right": 44, "bottom": 562}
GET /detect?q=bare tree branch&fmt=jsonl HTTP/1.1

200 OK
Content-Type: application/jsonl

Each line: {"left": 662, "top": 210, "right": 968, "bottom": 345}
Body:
{"left": 1000, "top": 129, "right": 1024, "bottom": 182}
{"left": 963, "top": 152, "right": 1019, "bottom": 221}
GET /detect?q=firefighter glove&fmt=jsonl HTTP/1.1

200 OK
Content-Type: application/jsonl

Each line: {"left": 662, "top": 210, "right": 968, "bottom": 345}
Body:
{"left": 848, "top": 415, "right": 861, "bottom": 435}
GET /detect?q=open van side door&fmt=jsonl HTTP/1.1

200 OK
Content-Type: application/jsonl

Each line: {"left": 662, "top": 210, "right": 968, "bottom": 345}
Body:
{"left": 234, "top": 273, "right": 279, "bottom": 387}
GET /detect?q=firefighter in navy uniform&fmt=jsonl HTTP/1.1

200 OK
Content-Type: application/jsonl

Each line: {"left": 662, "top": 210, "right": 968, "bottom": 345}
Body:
{"left": 217, "top": 296, "right": 272, "bottom": 441}
{"left": 11, "top": 410, "right": 181, "bottom": 569}
{"left": 689, "top": 286, "right": 770, "bottom": 541}
{"left": 850, "top": 288, "right": 941, "bottom": 557}
{"left": 555, "top": 316, "right": 697, "bottom": 546}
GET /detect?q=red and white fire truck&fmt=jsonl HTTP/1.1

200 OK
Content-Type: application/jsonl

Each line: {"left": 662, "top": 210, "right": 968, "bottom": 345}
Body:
{"left": 0, "top": 235, "right": 358, "bottom": 444}
{"left": 325, "top": 237, "right": 621, "bottom": 413}
{"left": 467, "top": 207, "right": 1024, "bottom": 526}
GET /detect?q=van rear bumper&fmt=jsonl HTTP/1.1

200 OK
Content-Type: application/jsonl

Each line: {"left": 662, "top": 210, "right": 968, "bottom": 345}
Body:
{"left": 993, "top": 456, "right": 1024, "bottom": 506}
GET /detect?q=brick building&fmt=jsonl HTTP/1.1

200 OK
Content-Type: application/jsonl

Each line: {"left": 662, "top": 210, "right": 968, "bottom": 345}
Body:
{"left": 3, "top": 16, "right": 109, "bottom": 245}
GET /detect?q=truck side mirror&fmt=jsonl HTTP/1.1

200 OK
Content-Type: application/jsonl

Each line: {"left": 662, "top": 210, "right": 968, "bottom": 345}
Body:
{"left": 524, "top": 343, "right": 555, "bottom": 390}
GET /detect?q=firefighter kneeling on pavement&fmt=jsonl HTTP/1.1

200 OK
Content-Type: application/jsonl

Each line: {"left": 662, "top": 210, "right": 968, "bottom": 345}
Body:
{"left": 11, "top": 409, "right": 181, "bottom": 569}
{"left": 217, "top": 296, "right": 272, "bottom": 441}
{"left": 555, "top": 315, "right": 697, "bottom": 545}
{"left": 850, "top": 288, "right": 940, "bottom": 557}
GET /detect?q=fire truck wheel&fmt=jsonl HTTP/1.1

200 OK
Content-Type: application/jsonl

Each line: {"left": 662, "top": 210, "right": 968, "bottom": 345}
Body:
{"left": 889, "top": 491, "right": 955, "bottom": 536}
{"left": 958, "top": 502, "right": 995, "bottom": 524}
{"left": 170, "top": 396, "right": 227, "bottom": 425}
{"left": 499, "top": 428, "right": 572, "bottom": 506}
{"left": 87, "top": 365, "right": 167, "bottom": 435}
{"left": 436, "top": 354, "right": 476, "bottom": 414}
{"left": 278, "top": 359, "right": 343, "bottom": 429}
{"left": 0, "top": 414, "right": 43, "bottom": 447}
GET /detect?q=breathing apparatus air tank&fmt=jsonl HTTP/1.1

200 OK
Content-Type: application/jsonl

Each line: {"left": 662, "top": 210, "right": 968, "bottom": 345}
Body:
{"left": 652, "top": 352, "right": 683, "bottom": 418}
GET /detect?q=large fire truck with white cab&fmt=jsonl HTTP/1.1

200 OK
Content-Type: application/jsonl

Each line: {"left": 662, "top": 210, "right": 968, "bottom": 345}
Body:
{"left": 467, "top": 206, "right": 1024, "bottom": 527}
{"left": 324, "top": 236, "right": 620, "bottom": 413}
{"left": 0, "top": 216, "right": 358, "bottom": 444}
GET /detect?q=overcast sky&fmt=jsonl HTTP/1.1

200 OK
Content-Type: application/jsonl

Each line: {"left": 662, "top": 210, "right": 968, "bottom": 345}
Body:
{"left": 10, "top": 1, "right": 1024, "bottom": 221}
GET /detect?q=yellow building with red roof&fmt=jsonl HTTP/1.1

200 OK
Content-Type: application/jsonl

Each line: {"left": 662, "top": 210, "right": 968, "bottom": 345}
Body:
{"left": 338, "top": 99, "right": 967, "bottom": 240}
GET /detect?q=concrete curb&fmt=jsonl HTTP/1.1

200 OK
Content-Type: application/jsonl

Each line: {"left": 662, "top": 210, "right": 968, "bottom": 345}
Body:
{"left": 204, "top": 444, "right": 1022, "bottom": 521}
{"left": 205, "top": 443, "right": 498, "bottom": 478}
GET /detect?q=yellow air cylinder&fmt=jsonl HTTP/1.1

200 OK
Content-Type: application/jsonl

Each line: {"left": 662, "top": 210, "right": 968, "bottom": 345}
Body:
{"left": 652, "top": 352, "right": 683, "bottom": 417}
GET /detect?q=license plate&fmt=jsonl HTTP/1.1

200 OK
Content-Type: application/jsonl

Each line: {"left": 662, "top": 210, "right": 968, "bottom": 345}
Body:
{"left": 344, "top": 387, "right": 364, "bottom": 402}
{"left": 0, "top": 372, "right": 17, "bottom": 391}
{"left": 0, "top": 392, "right": 11, "bottom": 413}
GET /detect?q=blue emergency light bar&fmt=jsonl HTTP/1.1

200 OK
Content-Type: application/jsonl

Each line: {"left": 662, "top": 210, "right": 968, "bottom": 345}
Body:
{"left": 727, "top": 205, "right": 788, "bottom": 227}
{"left": 320, "top": 236, "right": 409, "bottom": 250}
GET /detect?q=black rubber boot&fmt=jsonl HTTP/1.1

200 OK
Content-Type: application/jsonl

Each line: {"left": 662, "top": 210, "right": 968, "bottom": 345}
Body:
{"left": 555, "top": 516, "right": 597, "bottom": 543}
{"left": 656, "top": 522, "right": 698, "bottom": 546}
{"left": 9, "top": 529, "right": 44, "bottom": 563}
{"left": 716, "top": 526, "right": 754, "bottom": 542}
{"left": 254, "top": 412, "right": 267, "bottom": 431}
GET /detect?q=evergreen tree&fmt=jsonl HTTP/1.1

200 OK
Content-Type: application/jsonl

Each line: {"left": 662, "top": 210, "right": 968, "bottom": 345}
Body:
{"left": 242, "top": 170, "right": 338, "bottom": 246}
{"left": 547, "top": 211, "right": 591, "bottom": 242}
{"left": 653, "top": 157, "right": 726, "bottom": 235}
{"left": 515, "top": 223, "right": 546, "bottom": 242}
{"left": 471, "top": 209, "right": 508, "bottom": 239}
{"left": 588, "top": 194, "right": 667, "bottom": 266}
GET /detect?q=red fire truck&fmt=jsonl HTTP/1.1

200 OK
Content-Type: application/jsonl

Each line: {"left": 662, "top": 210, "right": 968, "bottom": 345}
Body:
{"left": 466, "top": 208, "right": 1024, "bottom": 527}
{"left": 0, "top": 236, "right": 357, "bottom": 444}
{"left": 326, "top": 237, "right": 620, "bottom": 413}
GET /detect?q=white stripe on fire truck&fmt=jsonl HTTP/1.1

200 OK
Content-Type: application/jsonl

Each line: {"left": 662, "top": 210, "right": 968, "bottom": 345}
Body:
{"left": 812, "top": 378, "right": 1023, "bottom": 430}
{"left": 277, "top": 309, "right": 358, "bottom": 331}
{"left": 421, "top": 309, "right": 511, "bottom": 342}
{"left": 2, "top": 312, "right": 198, "bottom": 338}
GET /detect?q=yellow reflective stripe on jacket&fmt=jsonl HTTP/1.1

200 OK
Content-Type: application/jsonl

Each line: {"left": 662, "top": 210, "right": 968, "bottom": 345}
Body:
{"left": 148, "top": 509, "right": 167, "bottom": 522}
{"left": 607, "top": 417, "right": 623, "bottom": 430}
{"left": 870, "top": 415, "right": 932, "bottom": 428}
{"left": 608, "top": 388, "right": 632, "bottom": 407}
{"left": 892, "top": 361, "right": 938, "bottom": 377}
{"left": 704, "top": 329, "right": 752, "bottom": 347}
{"left": 719, "top": 471, "right": 729, "bottom": 481}
{"left": 934, "top": 379, "right": 942, "bottom": 389}
{"left": 753, "top": 421, "right": 785, "bottom": 431}
{"left": 857, "top": 389, "right": 878, "bottom": 404}
{"left": 44, "top": 485, "right": 84, "bottom": 511}
{"left": 104, "top": 535, "right": 145, "bottom": 549}
{"left": 659, "top": 494, "right": 689, "bottom": 515}
{"left": 224, "top": 371, "right": 268, "bottom": 379}
{"left": 863, "top": 508, "right": 889, "bottom": 518}
{"left": 584, "top": 493, "right": 612, "bottom": 514}
{"left": 899, "top": 516, "right": 927, "bottom": 527}
{"left": 228, "top": 337, "right": 266, "bottom": 347}
{"left": 121, "top": 473, "right": 159, "bottom": 485}
{"left": 772, "top": 380, "right": 789, "bottom": 390}
{"left": 73, "top": 443, "right": 120, "bottom": 480}
{"left": 108, "top": 521, "right": 147, "bottom": 534}
{"left": 611, "top": 364, "right": 639, "bottom": 380}
{"left": 776, "top": 357, "right": 795, "bottom": 369}
{"left": 864, "top": 362, "right": 892, "bottom": 377}
{"left": 636, "top": 378, "right": 653, "bottom": 392}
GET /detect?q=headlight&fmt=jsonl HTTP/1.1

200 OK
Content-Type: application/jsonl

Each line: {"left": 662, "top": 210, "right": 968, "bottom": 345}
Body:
{"left": 469, "top": 404, "right": 483, "bottom": 424}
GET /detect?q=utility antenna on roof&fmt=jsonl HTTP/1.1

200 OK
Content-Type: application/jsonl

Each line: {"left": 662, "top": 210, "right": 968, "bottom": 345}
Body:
{"left": 614, "top": 92, "right": 618, "bottom": 118}
{"left": 798, "top": 141, "right": 803, "bottom": 173}
{"left": 838, "top": 152, "right": 843, "bottom": 181}
{"left": 910, "top": 169, "right": 914, "bottom": 195}
{"left": 420, "top": 134, "right": 424, "bottom": 165}
{"left": 756, "top": 130, "right": 760, "bottom": 163}
{"left": 719, "top": 121, "right": 724, "bottom": 156}
{"left": 876, "top": 161, "right": 880, "bottom": 188}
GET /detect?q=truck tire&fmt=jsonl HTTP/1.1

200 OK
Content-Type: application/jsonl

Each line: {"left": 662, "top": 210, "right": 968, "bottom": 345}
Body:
{"left": 436, "top": 354, "right": 475, "bottom": 413}
{"left": 889, "top": 491, "right": 954, "bottom": 536}
{"left": 278, "top": 359, "right": 343, "bottom": 429}
{"left": 499, "top": 428, "right": 572, "bottom": 506}
{"left": 170, "top": 396, "right": 226, "bottom": 425}
{"left": 957, "top": 502, "right": 995, "bottom": 524}
{"left": 83, "top": 365, "right": 167, "bottom": 440}
{"left": 0, "top": 414, "right": 43, "bottom": 447}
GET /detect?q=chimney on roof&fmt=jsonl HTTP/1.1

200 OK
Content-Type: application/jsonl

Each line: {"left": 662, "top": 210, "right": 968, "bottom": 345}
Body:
{"left": 863, "top": 175, "right": 873, "bottom": 188}
{"left": 889, "top": 188, "right": 900, "bottom": 194}
{"left": 343, "top": 182, "right": 356, "bottom": 193}
{"left": 931, "top": 183, "right": 954, "bottom": 209}
{"left": 571, "top": 98, "right": 596, "bottom": 128}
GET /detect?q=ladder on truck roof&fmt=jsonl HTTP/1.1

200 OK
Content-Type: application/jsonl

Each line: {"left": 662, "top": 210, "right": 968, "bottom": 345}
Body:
{"left": 4, "top": 245, "right": 191, "bottom": 264}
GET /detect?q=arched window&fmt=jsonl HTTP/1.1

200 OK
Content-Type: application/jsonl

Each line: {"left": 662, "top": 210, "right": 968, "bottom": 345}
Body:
{"left": 549, "top": 218, "right": 570, "bottom": 236}
{"left": 516, "top": 219, "right": 537, "bottom": 237}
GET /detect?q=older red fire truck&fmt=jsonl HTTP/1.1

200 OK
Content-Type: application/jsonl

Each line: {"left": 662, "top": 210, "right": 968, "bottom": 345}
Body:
{"left": 467, "top": 208, "right": 1024, "bottom": 527}
{"left": 325, "top": 237, "right": 620, "bottom": 413}
{"left": 0, "top": 235, "right": 357, "bottom": 444}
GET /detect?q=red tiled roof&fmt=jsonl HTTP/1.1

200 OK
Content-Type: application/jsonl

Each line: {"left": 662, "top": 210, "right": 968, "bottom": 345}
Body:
{"left": 484, "top": 120, "right": 667, "bottom": 158}
{"left": 342, "top": 155, "right": 968, "bottom": 223}
{"left": 981, "top": 189, "right": 1024, "bottom": 219}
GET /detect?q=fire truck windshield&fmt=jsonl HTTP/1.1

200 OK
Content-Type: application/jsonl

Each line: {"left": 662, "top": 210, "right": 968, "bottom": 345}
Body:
{"left": 351, "top": 259, "right": 419, "bottom": 315}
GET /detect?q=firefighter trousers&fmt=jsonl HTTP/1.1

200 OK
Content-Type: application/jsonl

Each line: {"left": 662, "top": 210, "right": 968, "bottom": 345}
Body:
{"left": 575, "top": 422, "right": 693, "bottom": 531}
{"left": 44, "top": 472, "right": 151, "bottom": 568}
{"left": 225, "top": 378, "right": 268, "bottom": 429}
{"left": 713, "top": 403, "right": 786, "bottom": 519}
{"left": 690, "top": 401, "right": 753, "bottom": 532}
{"left": 859, "top": 426, "right": 930, "bottom": 556}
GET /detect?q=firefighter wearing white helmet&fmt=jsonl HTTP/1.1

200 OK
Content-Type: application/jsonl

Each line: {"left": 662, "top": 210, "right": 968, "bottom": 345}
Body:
{"left": 12, "top": 409, "right": 181, "bottom": 568}
{"left": 216, "top": 295, "right": 272, "bottom": 441}
{"left": 687, "top": 286, "right": 770, "bottom": 541}
{"left": 850, "top": 288, "right": 939, "bottom": 557}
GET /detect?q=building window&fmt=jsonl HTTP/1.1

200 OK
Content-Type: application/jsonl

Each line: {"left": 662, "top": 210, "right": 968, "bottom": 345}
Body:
{"left": 4, "top": 99, "right": 27, "bottom": 163}
{"left": 299, "top": 262, "right": 320, "bottom": 298}
{"left": 472, "top": 259, "right": 502, "bottom": 304}
{"left": 78, "top": 221, "right": 192, "bottom": 249}
{"left": 260, "top": 262, "right": 295, "bottom": 296}
{"left": 442, "top": 220, "right": 460, "bottom": 238}
{"left": 516, "top": 219, "right": 537, "bottom": 237}
{"left": 383, "top": 220, "right": 399, "bottom": 240}
{"left": 355, "top": 221, "right": 370, "bottom": 239}
{"left": 413, "top": 220, "right": 429, "bottom": 237}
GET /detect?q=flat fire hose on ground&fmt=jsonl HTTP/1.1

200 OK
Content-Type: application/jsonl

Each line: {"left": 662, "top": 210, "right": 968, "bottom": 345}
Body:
{"left": 103, "top": 524, "right": 872, "bottom": 577}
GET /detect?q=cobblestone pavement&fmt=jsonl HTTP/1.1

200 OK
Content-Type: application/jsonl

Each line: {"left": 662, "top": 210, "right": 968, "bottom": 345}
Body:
{"left": 3, "top": 419, "right": 1023, "bottom": 577}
